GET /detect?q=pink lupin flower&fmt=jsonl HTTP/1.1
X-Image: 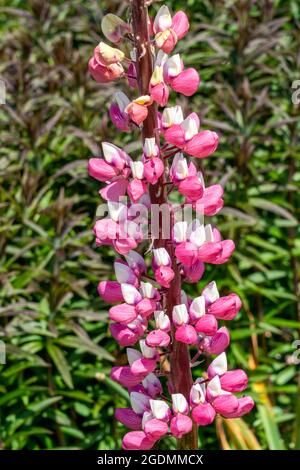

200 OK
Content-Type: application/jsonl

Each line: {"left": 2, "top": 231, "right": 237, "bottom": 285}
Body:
{"left": 115, "top": 408, "right": 143, "bottom": 430}
{"left": 207, "top": 293, "right": 242, "bottom": 320}
{"left": 128, "top": 161, "right": 147, "bottom": 202}
{"left": 146, "top": 329, "right": 170, "bottom": 347}
{"left": 195, "top": 184, "right": 224, "bottom": 216}
{"left": 143, "top": 418, "right": 168, "bottom": 440}
{"left": 161, "top": 105, "right": 184, "bottom": 131}
{"left": 153, "top": 248, "right": 175, "bottom": 288}
{"left": 122, "top": 431, "right": 155, "bottom": 450}
{"left": 142, "top": 373, "right": 163, "bottom": 398}
{"left": 88, "top": 43, "right": 124, "bottom": 83}
{"left": 164, "top": 54, "right": 200, "bottom": 96}
{"left": 207, "top": 353, "right": 248, "bottom": 393}
{"left": 109, "top": 303, "right": 137, "bottom": 324}
{"left": 178, "top": 175, "right": 204, "bottom": 201}
{"left": 110, "top": 323, "right": 141, "bottom": 347}
{"left": 192, "top": 403, "right": 216, "bottom": 426}
{"left": 225, "top": 396, "right": 254, "bottom": 418}
{"left": 143, "top": 138, "right": 164, "bottom": 185}
{"left": 153, "top": 6, "right": 189, "bottom": 54}
{"left": 110, "top": 366, "right": 145, "bottom": 387}
{"left": 202, "top": 326, "right": 230, "bottom": 355}
{"left": 149, "top": 61, "right": 169, "bottom": 106}
{"left": 164, "top": 112, "right": 219, "bottom": 158}
{"left": 182, "top": 260, "right": 205, "bottom": 284}
{"left": 97, "top": 280, "right": 123, "bottom": 303}
{"left": 88, "top": 4, "right": 254, "bottom": 448}
{"left": 125, "top": 95, "right": 153, "bottom": 125}
{"left": 109, "top": 92, "right": 131, "bottom": 132}
{"left": 195, "top": 314, "right": 218, "bottom": 336}
{"left": 170, "top": 414, "right": 193, "bottom": 438}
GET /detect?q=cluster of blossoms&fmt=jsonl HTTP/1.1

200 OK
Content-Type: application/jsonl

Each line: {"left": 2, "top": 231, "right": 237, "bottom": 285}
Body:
{"left": 88, "top": 4, "right": 254, "bottom": 450}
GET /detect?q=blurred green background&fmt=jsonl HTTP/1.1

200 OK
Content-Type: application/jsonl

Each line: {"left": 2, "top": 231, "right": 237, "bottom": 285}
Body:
{"left": 0, "top": 0, "right": 299, "bottom": 450}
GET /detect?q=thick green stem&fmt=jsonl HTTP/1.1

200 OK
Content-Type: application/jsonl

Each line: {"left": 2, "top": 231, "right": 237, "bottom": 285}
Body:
{"left": 131, "top": 0, "right": 198, "bottom": 450}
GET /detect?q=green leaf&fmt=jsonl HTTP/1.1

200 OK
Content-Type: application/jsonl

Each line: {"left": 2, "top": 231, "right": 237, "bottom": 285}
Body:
{"left": 47, "top": 343, "right": 74, "bottom": 389}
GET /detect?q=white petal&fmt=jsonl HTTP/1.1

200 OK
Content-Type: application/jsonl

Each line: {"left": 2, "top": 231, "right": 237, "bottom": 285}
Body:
{"left": 153, "top": 247, "right": 170, "bottom": 266}
{"left": 107, "top": 201, "right": 127, "bottom": 222}
{"left": 207, "top": 376, "right": 222, "bottom": 397}
{"left": 149, "top": 399, "right": 170, "bottom": 420}
{"left": 210, "top": 352, "right": 227, "bottom": 375}
{"left": 140, "top": 281, "right": 156, "bottom": 299}
{"left": 202, "top": 281, "right": 219, "bottom": 303}
{"left": 130, "top": 161, "right": 144, "bottom": 179}
{"left": 172, "top": 393, "right": 188, "bottom": 414}
{"left": 165, "top": 54, "right": 183, "bottom": 77}
{"left": 154, "top": 5, "right": 172, "bottom": 32}
{"left": 140, "top": 339, "right": 156, "bottom": 359}
{"left": 205, "top": 224, "right": 214, "bottom": 242}
{"left": 127, "top": 348, "right": 142, "bottom": 365}
{"left": 189, "top": 224, "right": 206, "bottom": 247}
{"left": 130, "top": 392, "right": 150, "bottom": 415}
{"left": 181, "top": 116, "right": 199, "bottom": 140}
{"left": 121, "top": 283, "right": 142, "bottom": 305}
{"left": 173, "top": 221, "right": 188, "bottom": 243}
{"left": 154, "top": 310, "right": 170, "bottom": 330}
{"left": 189, "top": 296, "right": 206, "bottom": 320}
{"left": 115, "top": 91, "right": 130, "bottom": 112}
{"left": 144, "top": 137, "right": 158, "bottom": 157}
{"left": 172, "top": 304, "right": 189, "bottom": 325}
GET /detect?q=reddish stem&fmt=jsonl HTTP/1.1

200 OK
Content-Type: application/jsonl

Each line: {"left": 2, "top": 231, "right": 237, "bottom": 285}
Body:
{"left": 131, "top": 0, "right": 198, "bottom": 450}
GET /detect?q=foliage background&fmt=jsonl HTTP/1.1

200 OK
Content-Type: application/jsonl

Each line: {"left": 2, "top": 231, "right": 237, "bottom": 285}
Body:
{"left": 0, "top": 0, "right": 299, "bottom": 450}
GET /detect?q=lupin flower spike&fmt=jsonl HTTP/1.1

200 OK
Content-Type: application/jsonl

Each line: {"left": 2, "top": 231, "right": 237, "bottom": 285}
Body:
{"left": 88, "top": 0, "right": 254, "bottom": 450}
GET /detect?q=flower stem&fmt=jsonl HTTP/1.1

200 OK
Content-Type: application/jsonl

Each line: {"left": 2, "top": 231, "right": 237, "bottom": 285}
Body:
{"left": 131, "top": 0, "right": 198, "bottom": 450}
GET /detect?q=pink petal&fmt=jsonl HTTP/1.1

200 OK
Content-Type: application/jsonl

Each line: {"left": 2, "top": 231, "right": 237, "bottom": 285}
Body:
{"left": 110, "top": 366, "right": 144, "bottom": 387}
{"left": 171, "top": 68, "right": 200, "bottom": 96}
{"left": 172, "top": 11, "right": 189, "bottom": 39}
{"left": 110, "top": 323, "right": 140, "bottom": 347}
{"left": 207, "top": 293, "right": 242, "bottom": 320}
{"left": 144, "top": 157, "right": 164, "bottom": 185}
{"left": 192, "top": 403, "right": 216, "bottom": 426}
{"left": 195, "top": 314, "right": 218, "bottom": 336}
{"left": 109, "top": 303, "right": 137, "bottom": 324}
{"left": 146, "top": 329, "right": 170, "bottom": 348}
{"left": 212, "top": 394, "right": 239, "bottom": 418}
{"left": 97, "top": 280, "right": 123, "bottom": 303}
{"left": 88, "top": 158, "right": 118, "bottom": 182}
{"left": 115, "top": 408, "right": 142, "bottom": 430}
{"left": 170, "top": 413, "right": 193, "bottom": 438}
{"left": 220, "top": 370, "right": 248, "bottom": 393}
{"left": 164, "top": 124, "right": 186, "bottom": 148}
{"left": 175, "top": 324, "right": 198, "bottom": 345}
{"left": 144, "top": 418, "right": 168, "bottom": 440}
{"left": 122, "top": 431, "right": 156, "bottom": 450}
{"left": 131, "top": 358, "right": 157, "bottom": 376}
{"left": 185, "top": 130, "right": 219, "bottom": 158}
{"left": 99, "top": 179, "right": 128, "bottom": 201}
{"left": 178, "top": 176, "right": 204, "bottom": 201}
